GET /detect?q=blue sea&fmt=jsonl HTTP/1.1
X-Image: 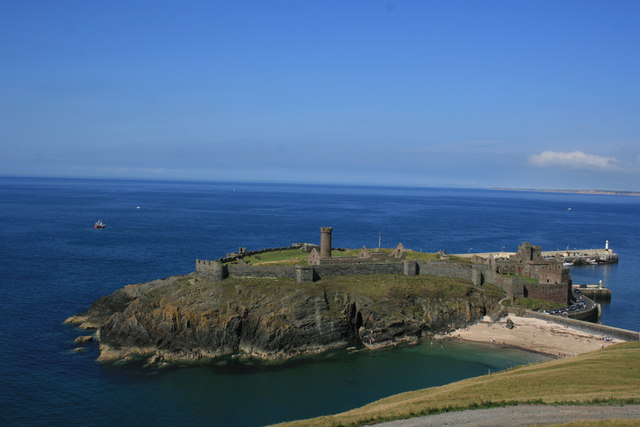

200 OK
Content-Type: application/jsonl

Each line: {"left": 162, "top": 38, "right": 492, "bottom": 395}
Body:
{"left": 1, "top": 177, "right": 639, "bottom": 426}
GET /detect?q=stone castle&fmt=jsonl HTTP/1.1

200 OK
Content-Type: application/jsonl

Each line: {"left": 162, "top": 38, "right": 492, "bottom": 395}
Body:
{"left": 487, "top": 242, "right": 572, "bottom": 304}
{"left": 196, "top": 227, "right": 572, "bottom": 304}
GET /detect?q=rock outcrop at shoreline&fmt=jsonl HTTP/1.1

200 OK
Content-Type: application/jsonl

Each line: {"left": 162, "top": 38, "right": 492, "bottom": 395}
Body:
{"left": 66, "top": 273, "right": 503, "bottom": 364}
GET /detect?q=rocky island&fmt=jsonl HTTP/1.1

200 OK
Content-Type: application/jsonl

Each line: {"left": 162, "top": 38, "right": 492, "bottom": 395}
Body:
{"left": 66, "top": 227, "right": 578, "bottom": 365}
{"left": 67, "top": 272, "right": 500, "bottom": 364}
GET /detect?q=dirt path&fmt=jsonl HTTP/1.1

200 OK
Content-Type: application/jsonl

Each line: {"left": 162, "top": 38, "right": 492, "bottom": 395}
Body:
{"left": 374, "top": 404, "right": 640, "bottom": 426}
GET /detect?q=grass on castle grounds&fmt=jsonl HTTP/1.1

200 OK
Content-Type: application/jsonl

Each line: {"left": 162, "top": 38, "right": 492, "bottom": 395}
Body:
{"left": 316, "top": 274, "right": 503, "bottom": 300}
{"left": 213, "top": 274, "right": 502, "bottom": 307}
{"left": 241, "top": 248, "right": 311, "bottom": 265}
{"left": 504, "top": 297, "right": 566, "bottom": 311}
{"left": 242, "top": 248, "right": 395, "bottom": 265}
{"left": 274, "top": 341, "right": 640, "bottom": 427}
{"left": 238, "top": 248, "right": 470, "bottom": 266}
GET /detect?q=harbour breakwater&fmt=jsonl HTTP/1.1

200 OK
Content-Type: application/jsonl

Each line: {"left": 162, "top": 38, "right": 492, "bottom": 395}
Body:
{"left": 456, "top": 245, "right": 618, "bottom": 266}
{"left": 573, "top": 284, "right": 611, "bottom": 301}
{"left": 523, "top": 310, "right": 639, "bottom": 342}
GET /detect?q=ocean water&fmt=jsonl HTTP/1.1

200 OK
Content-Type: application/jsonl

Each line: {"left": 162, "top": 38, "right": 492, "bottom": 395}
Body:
{"left": 1, "top": 177, "right": 639, "bottom": 426}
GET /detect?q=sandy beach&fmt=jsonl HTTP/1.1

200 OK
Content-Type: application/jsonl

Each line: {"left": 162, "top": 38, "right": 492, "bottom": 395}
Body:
{"left": 442, "top": 314, "right": 624, "bottom": 357}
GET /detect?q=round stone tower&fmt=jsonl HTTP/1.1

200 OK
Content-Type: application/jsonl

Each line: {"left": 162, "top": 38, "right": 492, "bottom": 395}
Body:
{"left": 320, "top": 227, "right": 333, "bottom": 258}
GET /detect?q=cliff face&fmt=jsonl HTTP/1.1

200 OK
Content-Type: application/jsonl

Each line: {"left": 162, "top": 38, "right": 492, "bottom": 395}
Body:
{"left": 72, "top": 274, "right": 503, "bottom": 364}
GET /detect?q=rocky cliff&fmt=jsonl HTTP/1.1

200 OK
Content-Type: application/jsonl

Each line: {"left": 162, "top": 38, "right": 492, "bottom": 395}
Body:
{"left": 67, "top": 273, "right": 503, "bottom": 364}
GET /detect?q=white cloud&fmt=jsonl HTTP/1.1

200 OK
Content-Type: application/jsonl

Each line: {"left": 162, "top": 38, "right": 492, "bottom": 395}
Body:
{"left": 528, "top": 151, "right": 621, "bottom": 172}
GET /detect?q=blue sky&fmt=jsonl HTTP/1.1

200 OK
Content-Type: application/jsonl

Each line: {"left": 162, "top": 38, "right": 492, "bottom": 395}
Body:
{"left": 1, "top": 0, "right": 639, "bottom": 190}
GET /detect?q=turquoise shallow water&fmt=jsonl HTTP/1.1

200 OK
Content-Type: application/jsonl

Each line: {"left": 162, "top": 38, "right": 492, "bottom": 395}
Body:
{"left": 11, "top": 336, "right": 546, "bottom": 426}
{"left": 1, "top": 178, "right": 638, "bottom": 426}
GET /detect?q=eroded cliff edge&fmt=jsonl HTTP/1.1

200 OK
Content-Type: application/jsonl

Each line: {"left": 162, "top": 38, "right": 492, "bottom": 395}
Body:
{"left": 67, "top": 273, "right": 503, "bottom": 364}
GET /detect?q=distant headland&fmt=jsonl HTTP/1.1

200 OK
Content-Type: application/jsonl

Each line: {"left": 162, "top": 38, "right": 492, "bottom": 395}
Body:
{"left": 495, "top": 188, "right": 640, "bottom": 197}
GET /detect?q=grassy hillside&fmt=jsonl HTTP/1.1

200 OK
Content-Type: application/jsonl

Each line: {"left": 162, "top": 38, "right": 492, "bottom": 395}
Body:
{"left": 275, "top": 342, "right": 640, "bottom": 426}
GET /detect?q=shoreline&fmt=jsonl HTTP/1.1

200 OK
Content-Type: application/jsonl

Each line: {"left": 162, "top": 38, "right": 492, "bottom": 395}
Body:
{"left": 68, "top": 313, "right": 624, "bottom": 365}
{"left": 440, "top": 314, "right": 624, "bottom": 358}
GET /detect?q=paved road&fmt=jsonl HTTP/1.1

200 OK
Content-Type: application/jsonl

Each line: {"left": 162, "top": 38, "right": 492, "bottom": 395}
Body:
{"left": 374, "top": 405, "right": 640, "bottom": 426}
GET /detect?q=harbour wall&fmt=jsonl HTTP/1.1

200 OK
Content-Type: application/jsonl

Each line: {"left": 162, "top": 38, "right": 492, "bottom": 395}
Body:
{"left": 455, "top": 247, "right": 618, "bottom": 265}
{"left": 573, "top": 285, "right": 612, "bottom": 301}
{"left": 523, "top": 310, "right": 639, "bottom": 342}
{"left": 567, "top": 305, "right": 600, "bottom": 322}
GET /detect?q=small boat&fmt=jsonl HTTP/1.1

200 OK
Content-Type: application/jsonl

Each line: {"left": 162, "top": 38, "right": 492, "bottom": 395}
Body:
{"left": 563, "top": 261, "right": 573, "bottom": 267}
{"left": 93, "top": 220, "right": 106, "bottom": 229}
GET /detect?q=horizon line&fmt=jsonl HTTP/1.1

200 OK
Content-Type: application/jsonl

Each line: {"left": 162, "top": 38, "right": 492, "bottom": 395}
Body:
{"left": 1, "top": 174, "right": 639, "bottom": 195}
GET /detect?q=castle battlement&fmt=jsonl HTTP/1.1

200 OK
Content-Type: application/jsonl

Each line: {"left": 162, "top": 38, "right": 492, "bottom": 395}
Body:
{"left": 195, "top": 231, "right": 572, "bottom": 304}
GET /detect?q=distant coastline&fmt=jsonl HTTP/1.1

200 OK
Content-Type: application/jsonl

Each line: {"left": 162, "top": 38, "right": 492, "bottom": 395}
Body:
{"left": 3, "top": 175, "right": 640, "bottom": 197}
{"left": 496, "top": 188, "right": 640, "bottom": 197}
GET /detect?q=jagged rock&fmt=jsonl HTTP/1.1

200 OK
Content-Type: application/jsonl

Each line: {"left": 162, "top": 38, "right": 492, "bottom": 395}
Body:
{"left": 64, "top": 315, "right": 88, "bottom": 324}
{"left": 71, "top": 273, "right": 501, "bottom": 363}
{"left": 79, "top": 322, "right": 100, "bottom": 330}
{"left": 506, "top": 318, "right": 515, "bottom": 329}
{"left": 74, "top": 335, "right": 93, "bottom": 344}
{"left": 72, "top": 347, "right": 86, "bottom": 353}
